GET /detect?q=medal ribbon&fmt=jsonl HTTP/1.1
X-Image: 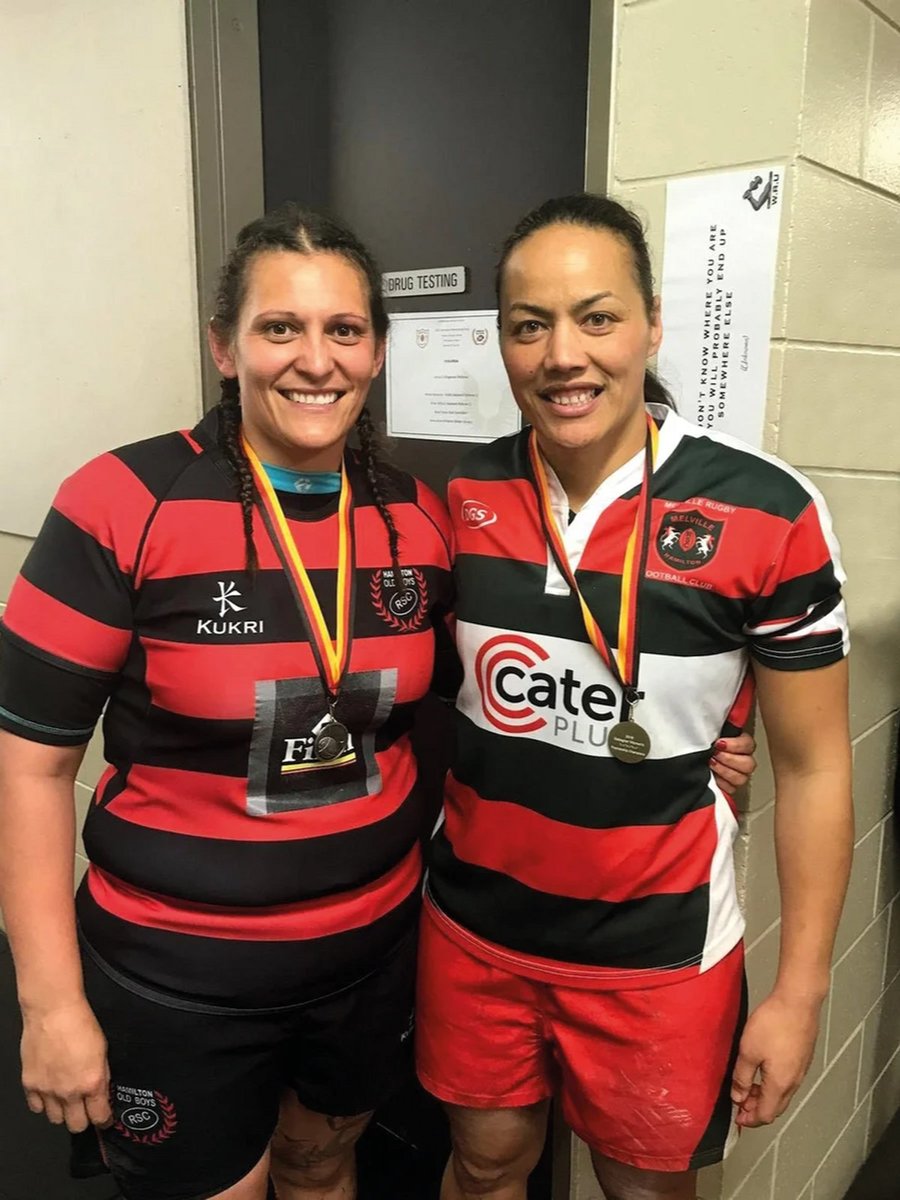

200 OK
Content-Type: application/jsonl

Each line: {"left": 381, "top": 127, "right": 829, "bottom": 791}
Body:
{"left": 528, "top": 413, "right": 659, "bottom": 707}
{"left": 242, "top": 436, "right": 353, "bottom": 701}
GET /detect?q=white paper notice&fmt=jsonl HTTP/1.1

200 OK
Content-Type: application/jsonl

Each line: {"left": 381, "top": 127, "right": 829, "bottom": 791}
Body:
{"left": 386, "top": 310, "right": 520, "bottom": 443}
{"left": 657, "top": 165, "right": 785, "bottom": 447}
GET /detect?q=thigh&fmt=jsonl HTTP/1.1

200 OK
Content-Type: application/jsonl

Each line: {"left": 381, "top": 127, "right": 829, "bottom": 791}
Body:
{"left": 82, "top": 951, "right": 281, "bottom": 1200}
{"left": 550, "top": 943, "right": 748, "bottom": 1174}
{"left": 284, "top": 926, "right": 417, "bottom": 1117}
{"left": 415, "top": 903, "right": 553, "bottom": 1108}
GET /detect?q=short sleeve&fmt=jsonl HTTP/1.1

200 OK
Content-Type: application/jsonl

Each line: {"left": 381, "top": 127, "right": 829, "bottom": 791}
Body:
{"left": 0, "top": 453, "right": 151, "bottom": 744}
{"left": 744, "top": 490, "right": 849, "bottom": 671}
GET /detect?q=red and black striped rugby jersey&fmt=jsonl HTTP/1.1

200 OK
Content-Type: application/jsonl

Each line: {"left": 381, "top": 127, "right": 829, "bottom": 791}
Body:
{"left": 0, "top": 410, "right": 453, "bottom": 1008}
{"left": 428, "top": 405, "right": 848, "bottom": 988}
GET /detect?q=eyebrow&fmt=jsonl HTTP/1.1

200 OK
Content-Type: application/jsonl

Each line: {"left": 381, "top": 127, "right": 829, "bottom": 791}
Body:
{"left": 507, "top": 292, "right": 615, "bottom": 318}
{"left": 253, "top": 310, "right": 371, "bottom": 323}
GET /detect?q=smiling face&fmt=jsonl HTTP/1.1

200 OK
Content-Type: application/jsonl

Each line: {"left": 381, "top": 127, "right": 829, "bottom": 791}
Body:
{"left": 208, "top": 249, "right": 385, "bottom": 471}
{"left": 498, "top": 223, "right": 662, "bottom": 483}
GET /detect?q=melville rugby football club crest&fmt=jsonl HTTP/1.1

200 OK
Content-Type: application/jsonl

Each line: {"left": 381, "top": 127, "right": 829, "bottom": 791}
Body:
{"left": 370, "top": 567, "right": 428, "bottom": 632}
{"left": 657, "top": 509, "right": 724, "bottom": 570}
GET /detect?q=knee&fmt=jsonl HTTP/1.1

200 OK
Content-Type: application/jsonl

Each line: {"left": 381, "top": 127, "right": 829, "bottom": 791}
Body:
{"left": 451, "top": 1135, "right": 544, "bottom": 1196}
{"left": 269, "top": 1137, "right": 354, "bottom": 1191}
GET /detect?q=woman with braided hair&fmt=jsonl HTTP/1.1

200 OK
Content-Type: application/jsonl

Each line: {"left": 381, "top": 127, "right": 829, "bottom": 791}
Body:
{"left": 0, "top": 202, "right": 754, "bottom": 1200}
{"left": 0, "top": 205, "right": 458, "bottom": 1200}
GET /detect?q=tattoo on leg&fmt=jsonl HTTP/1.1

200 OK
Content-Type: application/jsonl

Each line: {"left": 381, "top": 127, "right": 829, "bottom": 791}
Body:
{"left": 273, "top": 1112, "right": 371, "bottom": 1169}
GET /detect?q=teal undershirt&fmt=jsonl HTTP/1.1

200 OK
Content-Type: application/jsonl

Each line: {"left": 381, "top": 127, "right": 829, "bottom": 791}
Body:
{"left": 261, "top": 462, "right": 342, "bottom": 495}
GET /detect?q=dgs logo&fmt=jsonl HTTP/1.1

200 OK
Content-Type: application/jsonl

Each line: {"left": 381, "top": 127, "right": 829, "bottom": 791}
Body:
{"left": 474, "top": 633, "right": 619, "bottom": 744}
{"left": 461, "top": 500, "right": 497, "bottom": 530}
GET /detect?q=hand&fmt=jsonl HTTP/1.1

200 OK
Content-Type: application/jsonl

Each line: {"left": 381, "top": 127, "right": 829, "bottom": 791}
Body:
{"left": 710, "top": 732, "right": 757, "bottom": 791}
{"left": 730, "top": 993, "right": 820, "bottom": 1127}
{"left": 20, "top": 999, "right": 112, "bottom": 1132}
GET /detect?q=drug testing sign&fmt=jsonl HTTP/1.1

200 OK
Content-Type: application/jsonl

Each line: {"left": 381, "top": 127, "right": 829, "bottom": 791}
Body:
{"left": 657, "top": 165, "right": 785, "bottom": 447}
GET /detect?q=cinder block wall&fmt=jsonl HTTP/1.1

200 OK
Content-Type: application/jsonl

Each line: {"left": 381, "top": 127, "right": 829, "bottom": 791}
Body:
{"left": 573, "top": 2, "right": 900, "bottom": 1198}
{"left": 0, "top": 0, "right": 201, "bottom": 916}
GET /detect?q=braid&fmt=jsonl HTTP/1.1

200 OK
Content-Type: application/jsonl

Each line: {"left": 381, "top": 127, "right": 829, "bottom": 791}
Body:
{"left": 355, "top": 407, "right": 401, "bottom": 577}
{"left": 216, "top": 378, "right": 259, "bottom": 575}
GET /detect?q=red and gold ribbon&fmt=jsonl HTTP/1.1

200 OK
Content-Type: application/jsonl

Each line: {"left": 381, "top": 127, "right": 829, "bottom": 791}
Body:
{"left": 528, "top": 413, "right": 659, "bottom": 699}
{"left": 242, "top": 435, "right": 353, "bottom": 699}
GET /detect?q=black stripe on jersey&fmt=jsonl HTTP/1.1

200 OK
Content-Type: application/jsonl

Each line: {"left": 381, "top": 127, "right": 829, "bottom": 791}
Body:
{"left": 21, "top": 510, "right": 133, "bottom": 626}
{"left": 77, "top": 882, "right": 420, "bottom": 1008}
{"left": 751, "top": 629, "right": 846, "bottom": 670}
{"left": 0, "top": 636, "right": 110, "bottom": 740}
{"left": 454, "top": 554, "right": 750, "bottom": 657}
{"left": 136, "top": 566, "right": 449, "bottom": 644}
{"left": 452, "top": 717, "right": 715, "bottom": 829}
{"left": 449, "top": 431, "right": 529, "bottom": 484}
{"left": 128, "top": 700, "right": 419, "bottom": 777}
{"left": 750, "top": 566, "right": 842, "bottom": 624}
{"left": 656, "top": 435, "right": 812, "bottom": 521}
{"left": 428, "top": 840, "right": 710, "bottom": 970}
{"left": 82, "top": 788, "right": 423, "bottom": 906}
{"left": 112, "top": 431, "right": 201, "bottom": 501}
{"left": 0, "top": 624, "right": 118, "bottom": 682}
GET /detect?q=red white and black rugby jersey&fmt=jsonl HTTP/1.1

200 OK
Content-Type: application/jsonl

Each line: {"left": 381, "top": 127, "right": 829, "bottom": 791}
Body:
{"left": 428, "top": 405, "right": 848, "bottom": 988}
{"left": 0, "top": 409, "right": 453, "bottom": 1008}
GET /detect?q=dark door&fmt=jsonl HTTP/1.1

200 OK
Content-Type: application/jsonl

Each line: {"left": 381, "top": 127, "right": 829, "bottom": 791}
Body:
{"left": 258, "top": 5, "right": 592, "bottom": 1196}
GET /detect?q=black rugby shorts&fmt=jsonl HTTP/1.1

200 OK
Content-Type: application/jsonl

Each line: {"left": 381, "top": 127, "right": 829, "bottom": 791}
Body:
{"left": 81, "top": 931, "right": 416, "bottom": 1200}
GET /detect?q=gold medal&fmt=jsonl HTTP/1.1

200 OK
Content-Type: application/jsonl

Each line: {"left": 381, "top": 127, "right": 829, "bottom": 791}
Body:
{"left": 608, "top": 721, "right": 652, "bottom": 764}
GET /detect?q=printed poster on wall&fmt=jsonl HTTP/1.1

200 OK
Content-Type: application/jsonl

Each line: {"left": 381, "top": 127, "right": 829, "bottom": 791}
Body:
{"left": 657, "top": 165, "right": 785, "bottom": 448}
{"left": 386, "top": 310, "right": 520, "bottom": 443}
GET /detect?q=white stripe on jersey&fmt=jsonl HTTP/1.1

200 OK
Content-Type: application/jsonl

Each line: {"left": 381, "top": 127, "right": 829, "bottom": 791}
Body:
{"left": 456, "top": 619, "right": 747, "bottom": 761}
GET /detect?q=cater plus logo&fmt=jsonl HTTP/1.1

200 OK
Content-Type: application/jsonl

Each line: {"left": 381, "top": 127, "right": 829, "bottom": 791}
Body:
{"left": 474, "top": 633, "right": 617, "bottom": 746}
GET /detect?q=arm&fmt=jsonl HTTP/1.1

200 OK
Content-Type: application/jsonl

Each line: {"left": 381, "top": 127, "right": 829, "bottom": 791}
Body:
{"left": 0, "top": 730, "right": 112, "bottom": 1131}
{"left": 731, "top": 658, "right": 852, "bottom": 1126}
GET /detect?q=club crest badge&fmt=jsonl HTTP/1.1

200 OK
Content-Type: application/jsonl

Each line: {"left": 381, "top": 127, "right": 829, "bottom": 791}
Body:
{"left": 657, "top": 509, "right": 724, "bottom": 570}
{"left": 113, "top": 1085, "right": 178, "bottom": 1146}
{"left": 370, "top": 567, "right": 428, "bottom": 632}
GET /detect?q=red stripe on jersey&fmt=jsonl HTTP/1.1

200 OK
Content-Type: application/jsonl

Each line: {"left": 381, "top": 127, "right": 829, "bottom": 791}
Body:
{"left": 111, "top": 738, "right": 415, "bottom": 841}
{"left": 448, "top": 478, "right": 547, "bottom": 565}
{"left": 86, "top": 842, "right": 422, "bottom": 940}
{"left": 727, "top": 671, "right": 755, "bottom": 729}
{"left": 443, "top": 779, "right": 717, "bottom": 902}
{"left": 55, "top": 454, "right": 155, "bottom": 572}
{"left": 354, "top": 504, "right": 451, "bottom": 570}
{"left": 760, "top": 501, "right": 833, "bottom": 592}
{"left": 348, "top": 629, "right": 436, "bottom": 702}
{"left": 180, "top": 430, "right": 203, "bottom": 455}
{"left": 141, "top": 629, "right": 436, "bottom": 720}
{"left": 4, "top": 577, "right": 131, "bottom": 673}
{"left": 141, "top": 637, "right": 318, "bottom": 719}
{"left": 137, "top": 500, "right": 268, "bottom": 581}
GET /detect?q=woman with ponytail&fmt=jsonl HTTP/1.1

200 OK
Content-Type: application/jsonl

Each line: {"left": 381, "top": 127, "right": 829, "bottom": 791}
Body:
{"left": 417, "top": 195, "right": 852, "bottom": 1200}
{"left": 0, "top": 205, "right": 456, "bottom": 1200}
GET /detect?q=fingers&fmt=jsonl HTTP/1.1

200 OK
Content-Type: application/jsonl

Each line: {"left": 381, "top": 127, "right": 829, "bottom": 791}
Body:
{"left": 719, "top": 733, "right": 756, "bottom": 756}
{"left": 710, "top": 752, "right": 752, "bottom": 789}
{"left": 730, "top": 1051, "right": 757, "bottom": 1106}
{"left": 85, "top": 1088, "right": 114, "bottom": 1129}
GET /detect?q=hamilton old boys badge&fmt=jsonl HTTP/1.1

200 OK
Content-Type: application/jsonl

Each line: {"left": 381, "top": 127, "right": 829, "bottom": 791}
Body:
{"left": 657, "top": 509, "right": 724, "bottom": 570}
{"left": 113, "top": 1084, "right": 178, "bottom": 1145}
{"left": 370, "top": 567, "right": 428, "bottom": 631}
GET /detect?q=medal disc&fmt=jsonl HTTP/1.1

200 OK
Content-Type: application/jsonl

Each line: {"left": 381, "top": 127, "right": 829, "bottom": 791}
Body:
{"left": 313, "top": 720, "right": 350, "bottom": 762}
{"left": 608, "top": 721, "right": 651, "bottom": 764}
